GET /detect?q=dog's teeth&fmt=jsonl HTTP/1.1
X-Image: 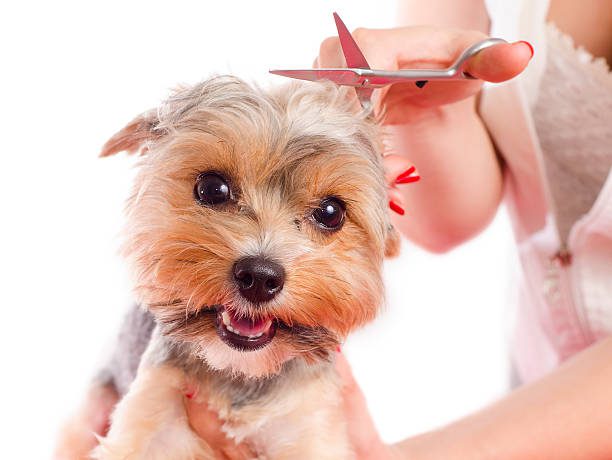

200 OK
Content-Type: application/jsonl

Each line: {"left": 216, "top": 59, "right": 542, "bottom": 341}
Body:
{"left": 226, "top": 324, "right": 264, "bottom": 338}
{"left": 221, "top": 310, "right": 267, "bottom": 338}
{"left": 222, "top": 311, "right": 231, "bottom": 327}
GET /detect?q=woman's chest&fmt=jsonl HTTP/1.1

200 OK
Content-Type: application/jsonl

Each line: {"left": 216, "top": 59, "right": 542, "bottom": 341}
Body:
{"left": 548, "top": 0, "right": 612, "bottom": 67}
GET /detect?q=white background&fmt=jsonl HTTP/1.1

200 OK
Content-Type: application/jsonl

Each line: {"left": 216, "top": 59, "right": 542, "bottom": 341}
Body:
{"left": 1, "top": 1, "right": 516, "bottom": 457}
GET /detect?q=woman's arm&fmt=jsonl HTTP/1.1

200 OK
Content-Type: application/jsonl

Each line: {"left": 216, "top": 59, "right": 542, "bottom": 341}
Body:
{"left": 390, "top": 0, "right": 499, "bottom": 251}
{"left": 338, "top": 338, "right": 612, "bottom": 459}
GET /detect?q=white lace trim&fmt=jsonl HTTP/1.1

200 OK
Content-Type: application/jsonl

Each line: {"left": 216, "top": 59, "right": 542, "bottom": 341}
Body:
{"left": 546, "top": 22, "right": 612, "bottom": 88}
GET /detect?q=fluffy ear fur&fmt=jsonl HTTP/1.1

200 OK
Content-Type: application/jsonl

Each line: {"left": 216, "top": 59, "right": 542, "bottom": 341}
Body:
{"left": 100, "top": 110, "right": 161, "bottom": 157}
{"left": 385, "top": 225, "right": 401, "bottom": 258}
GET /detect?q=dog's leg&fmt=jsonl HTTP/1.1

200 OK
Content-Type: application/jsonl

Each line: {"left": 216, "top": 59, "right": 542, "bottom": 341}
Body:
{"left": 264, "top": 406, "right": 353, "bottom": 460}
{"left": 285, "top": 371, "right": 354, "bottom": 460}
{"left": 93, "top": 332, "right": 213, "bottom": 460}
{"left": 54, "top": 382, "right": 119, "bottom": 460}
{"left": 93, "top": 364, "right": 213, "bottom": 460}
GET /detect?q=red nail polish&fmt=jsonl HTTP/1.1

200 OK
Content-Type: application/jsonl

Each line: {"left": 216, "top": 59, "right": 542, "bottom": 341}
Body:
{"left": 389, "top": 200, "right": 405, "bottom": 215}
{"left": 185, "top": 392, "right": 194, "bottom": 399}
{"left": 396, "top": 166, "right": 415, "bottom": 179}
{"left": 396, "top": 174, "right": 420, "bottom": 184}
{"left": 396, "top": 166, "right": 420, "bottom": 184}
{"left": 518, "top": 40, "right": 534, "bottom": 58}
{"left": 336, "top": 345, "right": 342, "bottom": 353}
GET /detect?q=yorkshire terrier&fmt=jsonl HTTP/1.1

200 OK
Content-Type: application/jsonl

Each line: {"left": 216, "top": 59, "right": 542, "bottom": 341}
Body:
{"left": 59, "top": 75, "right": 400, "bottom": 459}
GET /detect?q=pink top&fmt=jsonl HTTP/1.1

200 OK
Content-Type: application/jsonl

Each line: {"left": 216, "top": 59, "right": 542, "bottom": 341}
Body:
{"left": 481, "top": 0, "right": 612, "bottom": 383}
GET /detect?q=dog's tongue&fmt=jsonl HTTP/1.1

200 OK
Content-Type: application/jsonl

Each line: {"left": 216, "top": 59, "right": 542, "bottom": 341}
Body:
{"left": 224, "top": 309, "right": 272, "bottom": 336}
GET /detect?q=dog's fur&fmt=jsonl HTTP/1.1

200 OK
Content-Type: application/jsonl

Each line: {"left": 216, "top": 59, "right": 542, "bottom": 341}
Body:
{"left": 60, "top": 76, "right": 399, "bottom": 459}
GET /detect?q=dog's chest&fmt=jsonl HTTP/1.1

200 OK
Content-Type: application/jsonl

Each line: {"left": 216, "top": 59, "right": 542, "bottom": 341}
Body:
{"left": 199, "top": 359, "right": 343, "bottom": 457}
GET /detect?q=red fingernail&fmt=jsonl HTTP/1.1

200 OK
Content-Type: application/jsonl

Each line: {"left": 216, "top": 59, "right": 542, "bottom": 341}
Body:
{"left": 336, "top": 345, "right": 342, "bottom": 353}
{"left": 518, "top": 40, "right": 534, "bottom": 58}
{"left": 185, "top": 392, "right": 194, "bottom": 399}
{"left": 396, "top": 174, "right": 420, "bottom": 184}
{"left": 389, "top": 200, "right": 405, "bottom": 215}
{"left": 396, "top": 166, "right": 420, "bottom": 184}
{"left": 396, "top": 166, "right": 415, "bottom": 178}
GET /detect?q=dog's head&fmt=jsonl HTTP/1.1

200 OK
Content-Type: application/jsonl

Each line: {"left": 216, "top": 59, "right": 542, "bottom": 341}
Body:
{"left": 103, "top": 76, "right": 399, "bottom": 377}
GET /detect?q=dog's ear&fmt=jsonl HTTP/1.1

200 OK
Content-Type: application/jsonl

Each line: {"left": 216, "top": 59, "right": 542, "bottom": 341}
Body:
{"left": 100, "top": 110, "right": 162, "bottom": 157}
{"left": 384, "top": 224, "right": 401, "bottom": 258}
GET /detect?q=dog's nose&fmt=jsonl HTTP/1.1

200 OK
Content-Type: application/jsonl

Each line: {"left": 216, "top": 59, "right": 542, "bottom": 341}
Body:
{"left": 233, "top": 257, "right": 285, "bottom": 303}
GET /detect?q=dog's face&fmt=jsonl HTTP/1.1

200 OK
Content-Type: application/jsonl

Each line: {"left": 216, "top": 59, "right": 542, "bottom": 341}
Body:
{"left": 103, "top": 76, "right": 399, "bottom": 377}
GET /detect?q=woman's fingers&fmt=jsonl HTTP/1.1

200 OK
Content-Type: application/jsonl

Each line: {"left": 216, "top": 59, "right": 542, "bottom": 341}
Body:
{"left": 317, "top": 26, "right": 532, "bottom": 81}
{"left": 464, "top": 41, "right": 533, "bottom": 82}
{"left": 317, "top": 36, "right": 345, "bottom": 68}
{"left": 336, "top": 353, "right": 390, "bottom": 459}
{"left": 381, "top": 38, "right": 532, "bottom": 121}
{"left": 384, "top": 154, "right": 419, "bottom": 186}
{"left": 314, "top": 27, "right": 532, "bottom": 123}
{"left": 383, "top": 155, "right": 419, "bottom": 216}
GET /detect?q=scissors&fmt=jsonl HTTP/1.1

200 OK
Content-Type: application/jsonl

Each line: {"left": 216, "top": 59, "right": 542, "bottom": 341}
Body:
{"left": 270, "top": 12, "right": 506, "bottom": 110}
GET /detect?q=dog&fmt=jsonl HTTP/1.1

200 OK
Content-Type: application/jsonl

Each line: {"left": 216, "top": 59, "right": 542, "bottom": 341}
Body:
{"left": 60, "top": 75, "right": 400, "bottom": 459}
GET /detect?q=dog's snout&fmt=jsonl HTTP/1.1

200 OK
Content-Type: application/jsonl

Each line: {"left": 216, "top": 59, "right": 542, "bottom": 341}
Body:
{"left": 233, "top": 257, "right": 285, "bottom": 303}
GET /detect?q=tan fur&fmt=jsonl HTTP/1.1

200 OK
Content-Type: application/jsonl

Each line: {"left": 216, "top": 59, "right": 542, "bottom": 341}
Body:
{"left": 93, "top": 365, "right": 212, "bottom": 460}
{"left": 220, "top": 369, "right": 351, "bottom": 459}
{"left": 84, "top": 76, "right": 399, "bottom": 459}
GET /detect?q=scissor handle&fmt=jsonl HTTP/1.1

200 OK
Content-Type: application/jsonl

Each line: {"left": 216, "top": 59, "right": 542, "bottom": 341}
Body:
{"left": 448, "top": 37, "right": 508, "bottom": 78}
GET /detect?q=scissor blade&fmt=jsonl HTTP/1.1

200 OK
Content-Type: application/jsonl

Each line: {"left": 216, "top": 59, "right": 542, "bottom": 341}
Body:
{"left": 269, "top": 69, "right": 362, "bottom": 86}
{"left": 333, "top": 12, "right": 370, "bottom": 69}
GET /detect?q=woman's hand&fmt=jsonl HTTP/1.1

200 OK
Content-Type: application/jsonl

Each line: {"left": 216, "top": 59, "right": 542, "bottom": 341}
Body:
{"left": 335, "top": 352, "right": 403, "bottom": 460}
{"left": 315, "top": 26, "right": 532, "bottom": 124}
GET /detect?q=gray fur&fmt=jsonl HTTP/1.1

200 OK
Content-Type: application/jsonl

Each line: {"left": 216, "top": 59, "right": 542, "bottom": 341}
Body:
{"left": 98, "top": 305, "right": 155, "bottom": 396}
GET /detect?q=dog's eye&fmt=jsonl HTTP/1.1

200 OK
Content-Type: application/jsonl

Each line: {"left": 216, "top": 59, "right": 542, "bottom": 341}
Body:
{"left": 312, "top": 197, "right": 345, "bottom": 231}
{"left": 194, "top": 172, "right": 231, "bottom": 205}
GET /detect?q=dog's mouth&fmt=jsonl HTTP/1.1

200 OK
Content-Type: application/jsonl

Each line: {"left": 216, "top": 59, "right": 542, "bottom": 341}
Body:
{"left": 156, "top": 302, "right": 340, "bottom": 361}
{"left": 215, "top": 306, "right": 277, "bottom": 351}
